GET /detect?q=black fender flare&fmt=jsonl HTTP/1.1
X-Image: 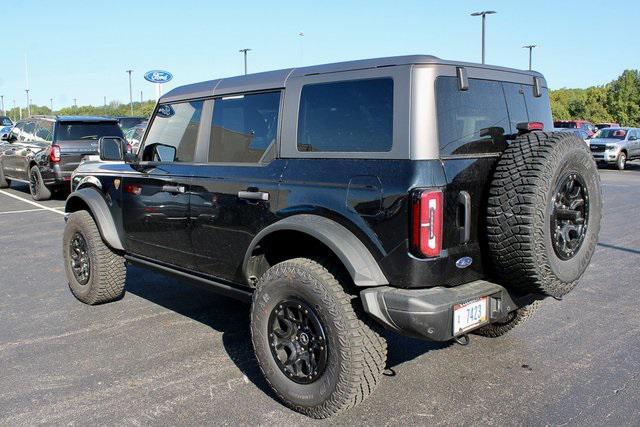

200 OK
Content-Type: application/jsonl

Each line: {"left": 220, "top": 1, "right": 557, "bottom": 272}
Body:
{"left": 65, "top": 188, "right": 124, "bottom": 251}
{"left": 243, "top": 214, "right": 388, "bottom": 287}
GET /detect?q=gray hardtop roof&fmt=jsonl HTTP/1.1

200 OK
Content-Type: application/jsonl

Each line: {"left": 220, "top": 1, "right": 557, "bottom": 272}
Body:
{"left": 160, "top": 54, "right": 545, "bottom": 103}
{"left": 28, "top": 115, "right": 120, "bottom": 123}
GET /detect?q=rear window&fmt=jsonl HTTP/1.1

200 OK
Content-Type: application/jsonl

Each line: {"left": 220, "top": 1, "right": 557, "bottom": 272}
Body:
{"left": 436, "top": 77, "right": 509, "bottom": 156}
{"left": 523, "top": 86, "right": 553, "bottom": 130}
{"left": 56, "top": 122, "right": 124, "bottom": 141}
{"left": 554, "top": 121, "right": 577, "bottom": 128}
{"left": 297, "top": 78, "right": 393, "bottom": 152}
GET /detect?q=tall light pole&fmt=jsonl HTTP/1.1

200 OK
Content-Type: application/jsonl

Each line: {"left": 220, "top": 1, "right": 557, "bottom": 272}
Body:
{"left": 140, "top": 90, "right": 143, "bottom": 105}
{"left": 298, "top": 32, "right": 304, "bottom": 65}
{"left": 0, "top": 95, "right": 4, "bottom": 115}
{"left": 25, "top": 89, "right": 31, "bottom": 117}
{"left": 126, "top": 69, "right": 134, "bottom": 116}
{"left": 239, "top": 48, "right": 251, "bottom": 75}
{"left": 50, "top": 98, "right": 53, "bottom": 112}
{"left": 73, "top": 98, "right": 77, "bottom": 109}
{"left": 470, "top": 11, "right": 496, "bottom": 64}
{"left": 522, "top": 45, "right": 537, "bottom": 70}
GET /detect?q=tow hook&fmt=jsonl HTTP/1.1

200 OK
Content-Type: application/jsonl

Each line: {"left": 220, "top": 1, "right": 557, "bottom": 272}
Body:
{"left": 453, "top": 334, "right": 470, "bottom": 346}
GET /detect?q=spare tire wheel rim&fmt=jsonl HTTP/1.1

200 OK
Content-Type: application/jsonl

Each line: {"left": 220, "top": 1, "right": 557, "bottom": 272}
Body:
{"left": 70, "top": 232, "right": 91, "bottom": 285}
{"left": 267, "top": 299, "right": 328, "bottom": 384}
{"left": 550, "top": 172, "right": 589, "bottom": 260}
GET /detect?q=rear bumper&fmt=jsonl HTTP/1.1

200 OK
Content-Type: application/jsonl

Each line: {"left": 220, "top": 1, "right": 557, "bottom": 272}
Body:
{"left": 361, "top": 280, "right": 528, "bottom": 342}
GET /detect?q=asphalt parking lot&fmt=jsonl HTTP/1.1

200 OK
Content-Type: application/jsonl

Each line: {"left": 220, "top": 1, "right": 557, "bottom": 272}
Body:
{"left": 1, "top": 164, "right": 639, "bottom": 426}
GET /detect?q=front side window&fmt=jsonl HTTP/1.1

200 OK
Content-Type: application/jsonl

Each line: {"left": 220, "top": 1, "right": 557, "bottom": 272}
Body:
{"left": 1, "top": 117, "right": 12, "bottom": 126}
{"left": 34, "top": 120, "right": 54, "bottom": 142}
{"left": 208, "top": 91, "right": 281, "bottom": 163}
{"left": 436, "top": 77, "right": 509, "bottom": 156}
{"left": 297, "top": 78, "right": 393, "bottom": 152}
{"left": 144, "top": 101, "right": 204, "bottom": 163}
{"left": 56, "top": 122, "right": 124, "bottom": 141}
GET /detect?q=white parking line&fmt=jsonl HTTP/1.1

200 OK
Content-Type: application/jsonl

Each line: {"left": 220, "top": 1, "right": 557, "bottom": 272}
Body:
{"left": 0, "top": 190, "right": 65, "bottom": 216}
{"left": 0, "top": 208, "right": 47, "bottom": 215}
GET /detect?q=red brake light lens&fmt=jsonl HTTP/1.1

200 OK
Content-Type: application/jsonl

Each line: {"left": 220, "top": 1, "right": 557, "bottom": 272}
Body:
{"left": 124, "top": 184, "right": 142, "bottom": 195}
{"left": 516, "top": 121, "right": 544, "bottom": 133}
{"left": 410, "top": 189, "right": 443, "bottom": 258}
{"left": 49, "top": 145, "right": 61, "bottom": 162}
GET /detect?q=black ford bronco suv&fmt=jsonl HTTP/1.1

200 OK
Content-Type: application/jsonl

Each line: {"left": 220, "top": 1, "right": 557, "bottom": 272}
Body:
{"left": 62, "top": 55, "right": 602, "bottom": 418}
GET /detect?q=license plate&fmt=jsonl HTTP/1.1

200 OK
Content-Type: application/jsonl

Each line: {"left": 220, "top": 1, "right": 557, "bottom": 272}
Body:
{"left": 453, "top": 297, "right": 488, "bottom": 335}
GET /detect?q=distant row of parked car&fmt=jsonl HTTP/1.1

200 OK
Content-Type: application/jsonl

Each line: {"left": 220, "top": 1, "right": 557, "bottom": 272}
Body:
{"left": 0, "top": 115, "right": 147, "bottom": 200}
{"left": 552, "top": 120, "right": 639, "bottom": 170}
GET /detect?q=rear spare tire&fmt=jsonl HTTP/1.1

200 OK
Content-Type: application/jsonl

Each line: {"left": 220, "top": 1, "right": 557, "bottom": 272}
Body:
{"left": 486, "top": 132, "right": 602, "bottom": 298}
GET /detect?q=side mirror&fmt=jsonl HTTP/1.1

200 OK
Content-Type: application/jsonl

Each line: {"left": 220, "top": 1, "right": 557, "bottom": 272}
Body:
{"left": 629, "top": 136, "right": 637, "bottom": 141}
{"left": 98, "top": 136, "right": 126, "bottom": 161}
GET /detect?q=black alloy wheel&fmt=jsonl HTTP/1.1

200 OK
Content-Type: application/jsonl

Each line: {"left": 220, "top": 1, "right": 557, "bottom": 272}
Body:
{"left": 29, "top": 168, "right": 39, "bottom": 198}
{"left": 550, "top": 172, "right": 589, "bottom": 260}
{"left": 267, "top": 299, "right": 328, "bottom": 384}
{"left": 69, "top": 232, "right": 91, "bottom": 285}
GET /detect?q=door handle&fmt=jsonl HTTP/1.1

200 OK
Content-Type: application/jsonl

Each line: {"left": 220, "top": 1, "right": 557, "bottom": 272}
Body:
{"left": 162, "top": 184, "right": 185, "bottom": 194}
{"left": 457, "top": 191, "right": 471, "bottom": 244}
{"left": 238, "top": 190, "right": 269, "bottom": 201}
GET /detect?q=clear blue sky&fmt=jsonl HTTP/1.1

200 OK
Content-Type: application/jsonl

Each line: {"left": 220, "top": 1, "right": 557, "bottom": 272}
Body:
{"left": 2, "top": 0, "right": 639, "bottom": 110}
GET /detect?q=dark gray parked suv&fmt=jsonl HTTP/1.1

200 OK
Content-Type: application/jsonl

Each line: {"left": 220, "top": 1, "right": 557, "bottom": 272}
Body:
{"left": 62, "top": 55, "right": 602, "bottom": 417}
{"left": 0, "top": 116, "right": 124, "bottom": 200}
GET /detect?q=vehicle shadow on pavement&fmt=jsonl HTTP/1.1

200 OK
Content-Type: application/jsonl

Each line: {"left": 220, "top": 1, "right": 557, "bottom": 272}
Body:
{"left": 9, "top": 182, "right": 70, "bottom": 200}
{"left": 124, "top": 265, "right": 450, "bottom": 396}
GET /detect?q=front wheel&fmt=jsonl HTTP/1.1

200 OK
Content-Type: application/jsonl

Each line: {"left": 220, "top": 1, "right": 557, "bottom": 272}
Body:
{"left": 617, "top": 152, "right": 627, "bottom": 170}
{"left": 251, "top": 258, "right": 387, "bottom": 418}
{"left": 63, "top": 210, "right": 126, "bottom": 305}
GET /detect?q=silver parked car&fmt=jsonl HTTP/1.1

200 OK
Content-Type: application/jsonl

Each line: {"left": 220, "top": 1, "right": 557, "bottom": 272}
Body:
{"left": 589, "top": 127, "right": 640, "bottom": 170}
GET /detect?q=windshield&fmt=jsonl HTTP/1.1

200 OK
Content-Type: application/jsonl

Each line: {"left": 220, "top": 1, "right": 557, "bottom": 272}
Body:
{"left": 56, "top": 122, "right": 124, "bottom": 141}
{"left": 0, "top": 117, "right": 12, "bottom": 126}
{"left": 118, "top": 117, "right": 145, "bottom": 132}
{"left": 554, "top": 121, "right": 577, "bottom": 128}
{"left": 595, "top": 129, "right": 627, "bottom": 139}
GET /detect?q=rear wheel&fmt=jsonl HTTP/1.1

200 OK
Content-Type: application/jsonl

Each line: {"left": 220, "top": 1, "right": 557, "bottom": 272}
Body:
{"left": 0, "top": 164, "right": 10, "bottom": 188}
{"left": 29, "top": 165, "right": 51, "bottom": 201}
{"left": 251, "top": 258, "right": 387, "bottom": 418}
{"left": 486, "top": 132, "right": 602, "bottom": 298}
{"left": 63, "top": 210, "right": 126, "bottom": 305}
{"left": 617, "top": 152, "right": 627, "bottom": 170}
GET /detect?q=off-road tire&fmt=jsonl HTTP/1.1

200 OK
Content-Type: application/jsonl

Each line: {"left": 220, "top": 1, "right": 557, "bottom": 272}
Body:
{"left": 29, "top": 165, "right": 51, "bottom": 201}
{"left": 0, "top": 165, "right": 10, "bottom": 188}
{"left": 617, "top": 152, "right": 627, "bottom": 170}
{"left": 251, "top": 258, "right": 387, "bottom": 418}
{"left": 63, "top": 210, "right": 126, "bottom": 305}
{"left": 487, "top": 132, "right": 602, "bottom": 298}
{"left": 473, "top": 300, "right": 541, "bottom": 338}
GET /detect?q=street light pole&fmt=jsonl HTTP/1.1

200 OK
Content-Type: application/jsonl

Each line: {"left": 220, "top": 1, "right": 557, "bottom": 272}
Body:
{"left": 522, "top": 45, "right": 537, "bottom": 70}
{"left": 470, "top": 11, "right": 496, "bottom": 64}
{"left": 50, "top": 98, "right": 53, "bottom": 112}
{"left": 238, "top": 48, "right": 251, "bottom": 75}
{"left": 126, "top": 70, "right": 134, "bottom": 116}
{"left": 73, "top": 98, "right": 77, "bottom": 109}
{"left": 298, "top": 32, "right": 304, "bottom": 66}
{"left": 0, "top": 95, "right": 4, "bottom": 116}
{"left": 25, "top": 89, "right": 31, "bottom": 117}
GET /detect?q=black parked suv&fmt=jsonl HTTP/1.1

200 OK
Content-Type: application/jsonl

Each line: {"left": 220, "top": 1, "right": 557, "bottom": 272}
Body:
{"left": 0, "top": 116, "right": 124, "bottom": 200}
{"left": 62, "top": 55, "right": 602, "bottom": 418}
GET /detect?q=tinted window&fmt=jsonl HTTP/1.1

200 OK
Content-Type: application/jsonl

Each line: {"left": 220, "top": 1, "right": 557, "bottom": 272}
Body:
{"left": 0, "top": 117, "right": 12, "bottom": 126}
{"left": 11, "top": 123, "right": 25, "bottom": 141}
{"left": 297, "top": 78, "right": 393, "bottom": 152}
{"left": 34, "top": 120, "right": 54, "bottom": 142}
{"left": 23, "top": 121, "right": 36, "bottom": 139}
{"left": 208, "top": 91, "right": 280, "bottom": 163}
{"left": 436, "top": 77, "right": 509, "bottom": 156}
{"left": 56, "top": 122, "right": 123, "bottom": 141}
{"left": 521, "top": 85, "right": 553, "bottom": 130}
{"left": 502, "top": 83, "right": 528, "bottom": 133}
{"left": 144, "top": 101, "right": 203, "bottom": 163}
{"left": 554, "top": 121, "right": 577, "bottom": 129}
{"left": 597, "top": 129, "right": 627, "bottom": 139}
{"left": 118, "top": 117, "right": 145, "bottom": 132}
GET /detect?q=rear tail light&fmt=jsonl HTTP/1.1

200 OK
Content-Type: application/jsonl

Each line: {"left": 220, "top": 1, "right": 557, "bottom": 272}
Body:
{"left": 124, "top": 184, "right": 142, "bottom": 195}
{"left": 49, "top": 144, "right": 61, "bottom": 163}
{"left": 410, "top": 189, "right": 443, "bottom": 258}
{"left": 516, "top": 121, "right": 544, "bottom": 133}
{"left": 126, "top": 143, "right": 133, "bottom": 153}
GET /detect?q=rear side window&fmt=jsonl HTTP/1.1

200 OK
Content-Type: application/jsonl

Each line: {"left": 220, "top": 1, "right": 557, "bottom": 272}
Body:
{"left": 144, "top": 101, "right": 204, "bottom": 163}
{"left": 208, "top": 91, "right": 280, "bottom": 163}
{"left": 436, "top": 77, "right": 509, "bottom": 156}
{"left": 56, "top": 122, "right": 123, "bottom": 141}
{"left": 34, "top": 120, "right": 54, "bottom": 142}
{"left": 297, "top": 78, "right": 393, "bottom": 152}
{"left": 523, "top": 86, "right": 553, "bottom": 130}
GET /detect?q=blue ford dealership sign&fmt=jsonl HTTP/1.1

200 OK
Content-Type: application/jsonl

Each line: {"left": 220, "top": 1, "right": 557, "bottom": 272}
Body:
{"left": 144, "top": 70, "right": 173, "bottom": 83}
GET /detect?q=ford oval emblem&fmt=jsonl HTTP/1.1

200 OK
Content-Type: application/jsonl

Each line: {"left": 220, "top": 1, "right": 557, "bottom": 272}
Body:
{"left": 455, "top": 256, "right": 473, "bottom": 269}
{"left": 144, "top": 70, "right": 173, "bottom": 83}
